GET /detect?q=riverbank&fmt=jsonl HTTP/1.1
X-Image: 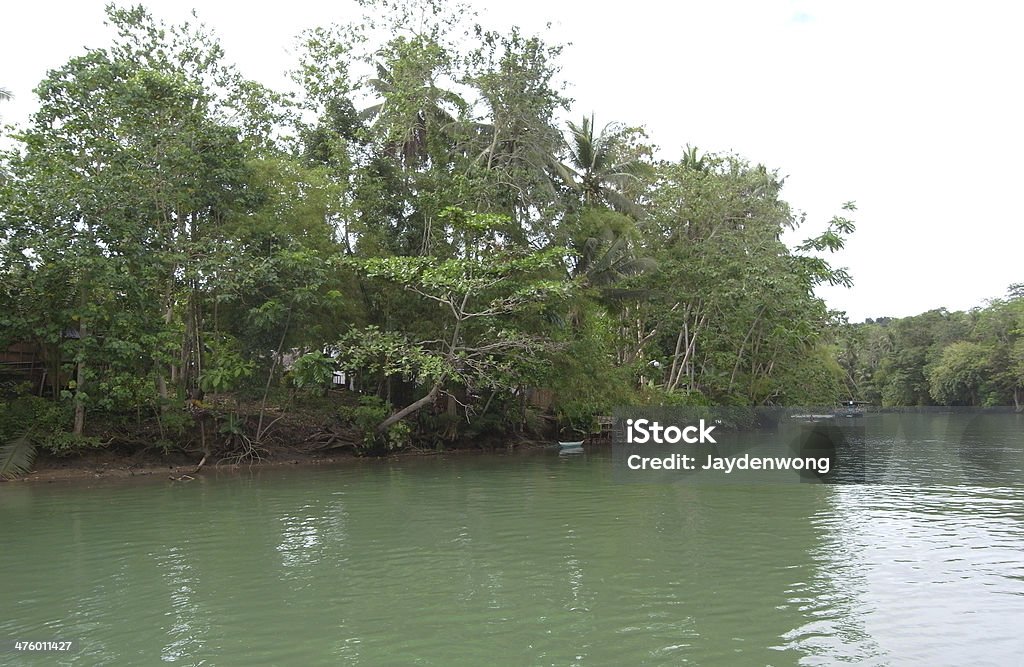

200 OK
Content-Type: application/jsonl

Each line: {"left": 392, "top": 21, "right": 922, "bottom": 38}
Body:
{"left": 3, "top": 449, "right": 341, "bottom": 484}
{"left": 1, "top": 388, "right": 558, "bottom": 483}
{"left": 2, "top": 435, "right": 552, "bottom": 484}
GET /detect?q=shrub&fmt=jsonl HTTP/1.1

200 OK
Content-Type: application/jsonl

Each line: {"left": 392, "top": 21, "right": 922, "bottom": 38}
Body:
{"left": 339, "top": 395, "right": 409, "bottom": 451}
{"left": 0, "top": 397, "right": 102, "bottom": 477}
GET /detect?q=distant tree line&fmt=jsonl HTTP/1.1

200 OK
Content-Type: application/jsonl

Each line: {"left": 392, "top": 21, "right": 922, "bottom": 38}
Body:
{"left": 836, "top": 286, "right": 1024, "bottom": 409}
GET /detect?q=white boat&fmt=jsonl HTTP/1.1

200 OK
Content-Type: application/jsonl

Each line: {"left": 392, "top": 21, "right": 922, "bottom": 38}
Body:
{"left": 558, "top": 440, "right": 585, "bottom": 448}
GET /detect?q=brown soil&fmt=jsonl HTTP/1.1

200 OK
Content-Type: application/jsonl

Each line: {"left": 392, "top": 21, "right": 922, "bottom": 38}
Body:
{"left": 3, "top": 447, "right": 353, "bottom": 484}
{"left": 3, "top": 436, "right": 552, "bottom": 485}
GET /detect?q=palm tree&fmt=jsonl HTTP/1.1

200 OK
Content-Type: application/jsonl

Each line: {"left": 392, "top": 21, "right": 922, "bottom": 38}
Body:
{"left": 0, "top": 87, "right": 12, "bottom": 102}
{"left": 559, "top": 114, "right": 649, "bottom": 216}
{"left": 556, "top": 118, "right": 655, "bottom": 297}
{"left": 570, "top": 213, "right": 655, "bottom": 288}
{"left": 360, "top": 57, "right": 466, "bottom": 169}
{"left": 563, "top": 209, "right": 657, "bottom": 331}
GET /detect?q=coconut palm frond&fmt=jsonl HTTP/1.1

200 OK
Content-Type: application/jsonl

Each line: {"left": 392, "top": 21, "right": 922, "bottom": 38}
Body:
{"left": 358, "top": 102, "right": 385, "bottom": 121}
{"left": 587, "top": 235, "right": 632, "bottom": 282}
{"left": 602, "top": 188, "right": 646, "bottom": 218}
{"left": 603, "top": 255, "right": 657, "bottom": 283}
{"left": 561, "top": 114, "right": 651, "bottom": 214}
{"left": 0, "top": 432, "right": 36, "bottom": 480}
{"left": 548, "top": 159, "right": 579, "bottom": 190}
{"left": 366, "top": 79, "right": 392, "bottom": 96}
{"left": 0, "top": 87, "right": 12, "bottom": 102}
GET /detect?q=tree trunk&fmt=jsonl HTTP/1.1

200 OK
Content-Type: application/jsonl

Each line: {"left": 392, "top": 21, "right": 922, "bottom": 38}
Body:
{"left": 157, "top": 278, "right": 175, "bottom": 407}
{"left": 179, "top": 283, "right": 203, "bottom": 400}
{"left": 73, "top": 320, "right": 87, "bottom": 437}
{"left": 728, "top": 307, "right": 765, "bottom": 394}
{"left": 668, "top": 311, "right": 704, "bottom": 392}
{"left": 376, "top": 383, "right": 440, "bottom": 434}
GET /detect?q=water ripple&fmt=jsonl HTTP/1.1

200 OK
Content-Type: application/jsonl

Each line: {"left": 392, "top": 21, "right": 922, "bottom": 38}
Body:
{"left": 1, "top": 421, "right": 1023, "bottom": 665}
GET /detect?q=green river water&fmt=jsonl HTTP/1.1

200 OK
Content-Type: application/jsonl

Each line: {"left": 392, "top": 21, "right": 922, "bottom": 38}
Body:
{"left": 2, "top": 413, "right": 1023, "bottom": 666}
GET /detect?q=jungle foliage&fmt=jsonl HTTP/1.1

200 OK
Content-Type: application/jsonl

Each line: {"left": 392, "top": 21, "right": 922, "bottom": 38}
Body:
{"left": 0, "top": 1, "right": 878, "bottom": 468}
{"left": 835, "top": 287, "right": 1024, "bottom": 409}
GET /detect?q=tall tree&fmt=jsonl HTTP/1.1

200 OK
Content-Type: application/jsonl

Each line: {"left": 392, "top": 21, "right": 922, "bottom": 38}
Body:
{"left": 1, "top": 6, "right": 269, "bottom": 434}
{"left": 464, "top": 27, "right": 569, "bottom": 239}
{"left": 628, "top": 154, "right": 852, "bottom": 404}
{"left": 560, "top": 115, "right": 650, "bottom": 215}
{"left": 339, "top": 211, "right": 570, "bottom": 438}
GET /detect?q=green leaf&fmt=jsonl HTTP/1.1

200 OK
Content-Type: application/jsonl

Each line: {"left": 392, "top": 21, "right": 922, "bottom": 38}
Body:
{"left": 0, "top": 432, "right": 37, "bottom": 480}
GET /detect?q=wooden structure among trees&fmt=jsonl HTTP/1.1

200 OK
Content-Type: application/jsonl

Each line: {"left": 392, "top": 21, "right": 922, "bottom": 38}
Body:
{"left": 0, "top": 343, "right": 47, "bottom": 394}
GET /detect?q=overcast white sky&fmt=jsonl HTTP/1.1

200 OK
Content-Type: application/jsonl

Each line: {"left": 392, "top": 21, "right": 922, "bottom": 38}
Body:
{"left": 2, "top": 0, "right": 1022, "bottom": 321}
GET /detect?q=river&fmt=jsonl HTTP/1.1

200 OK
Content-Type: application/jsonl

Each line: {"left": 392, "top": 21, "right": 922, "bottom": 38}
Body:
{"left": 2, "top": 412, "right": 1023, "bottom": 665}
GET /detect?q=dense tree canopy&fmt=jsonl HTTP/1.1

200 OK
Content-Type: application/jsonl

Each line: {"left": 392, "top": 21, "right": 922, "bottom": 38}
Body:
{"left": 837, "top": 287, "right": 1024, "bottom": 409}
{"left": 0, "top": 0, "right": 889, "bottom": 472}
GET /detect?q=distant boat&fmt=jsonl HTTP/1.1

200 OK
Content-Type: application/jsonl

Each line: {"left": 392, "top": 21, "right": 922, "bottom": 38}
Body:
{"left": 558, "top": 440, "right": 585, "bottom": 448}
